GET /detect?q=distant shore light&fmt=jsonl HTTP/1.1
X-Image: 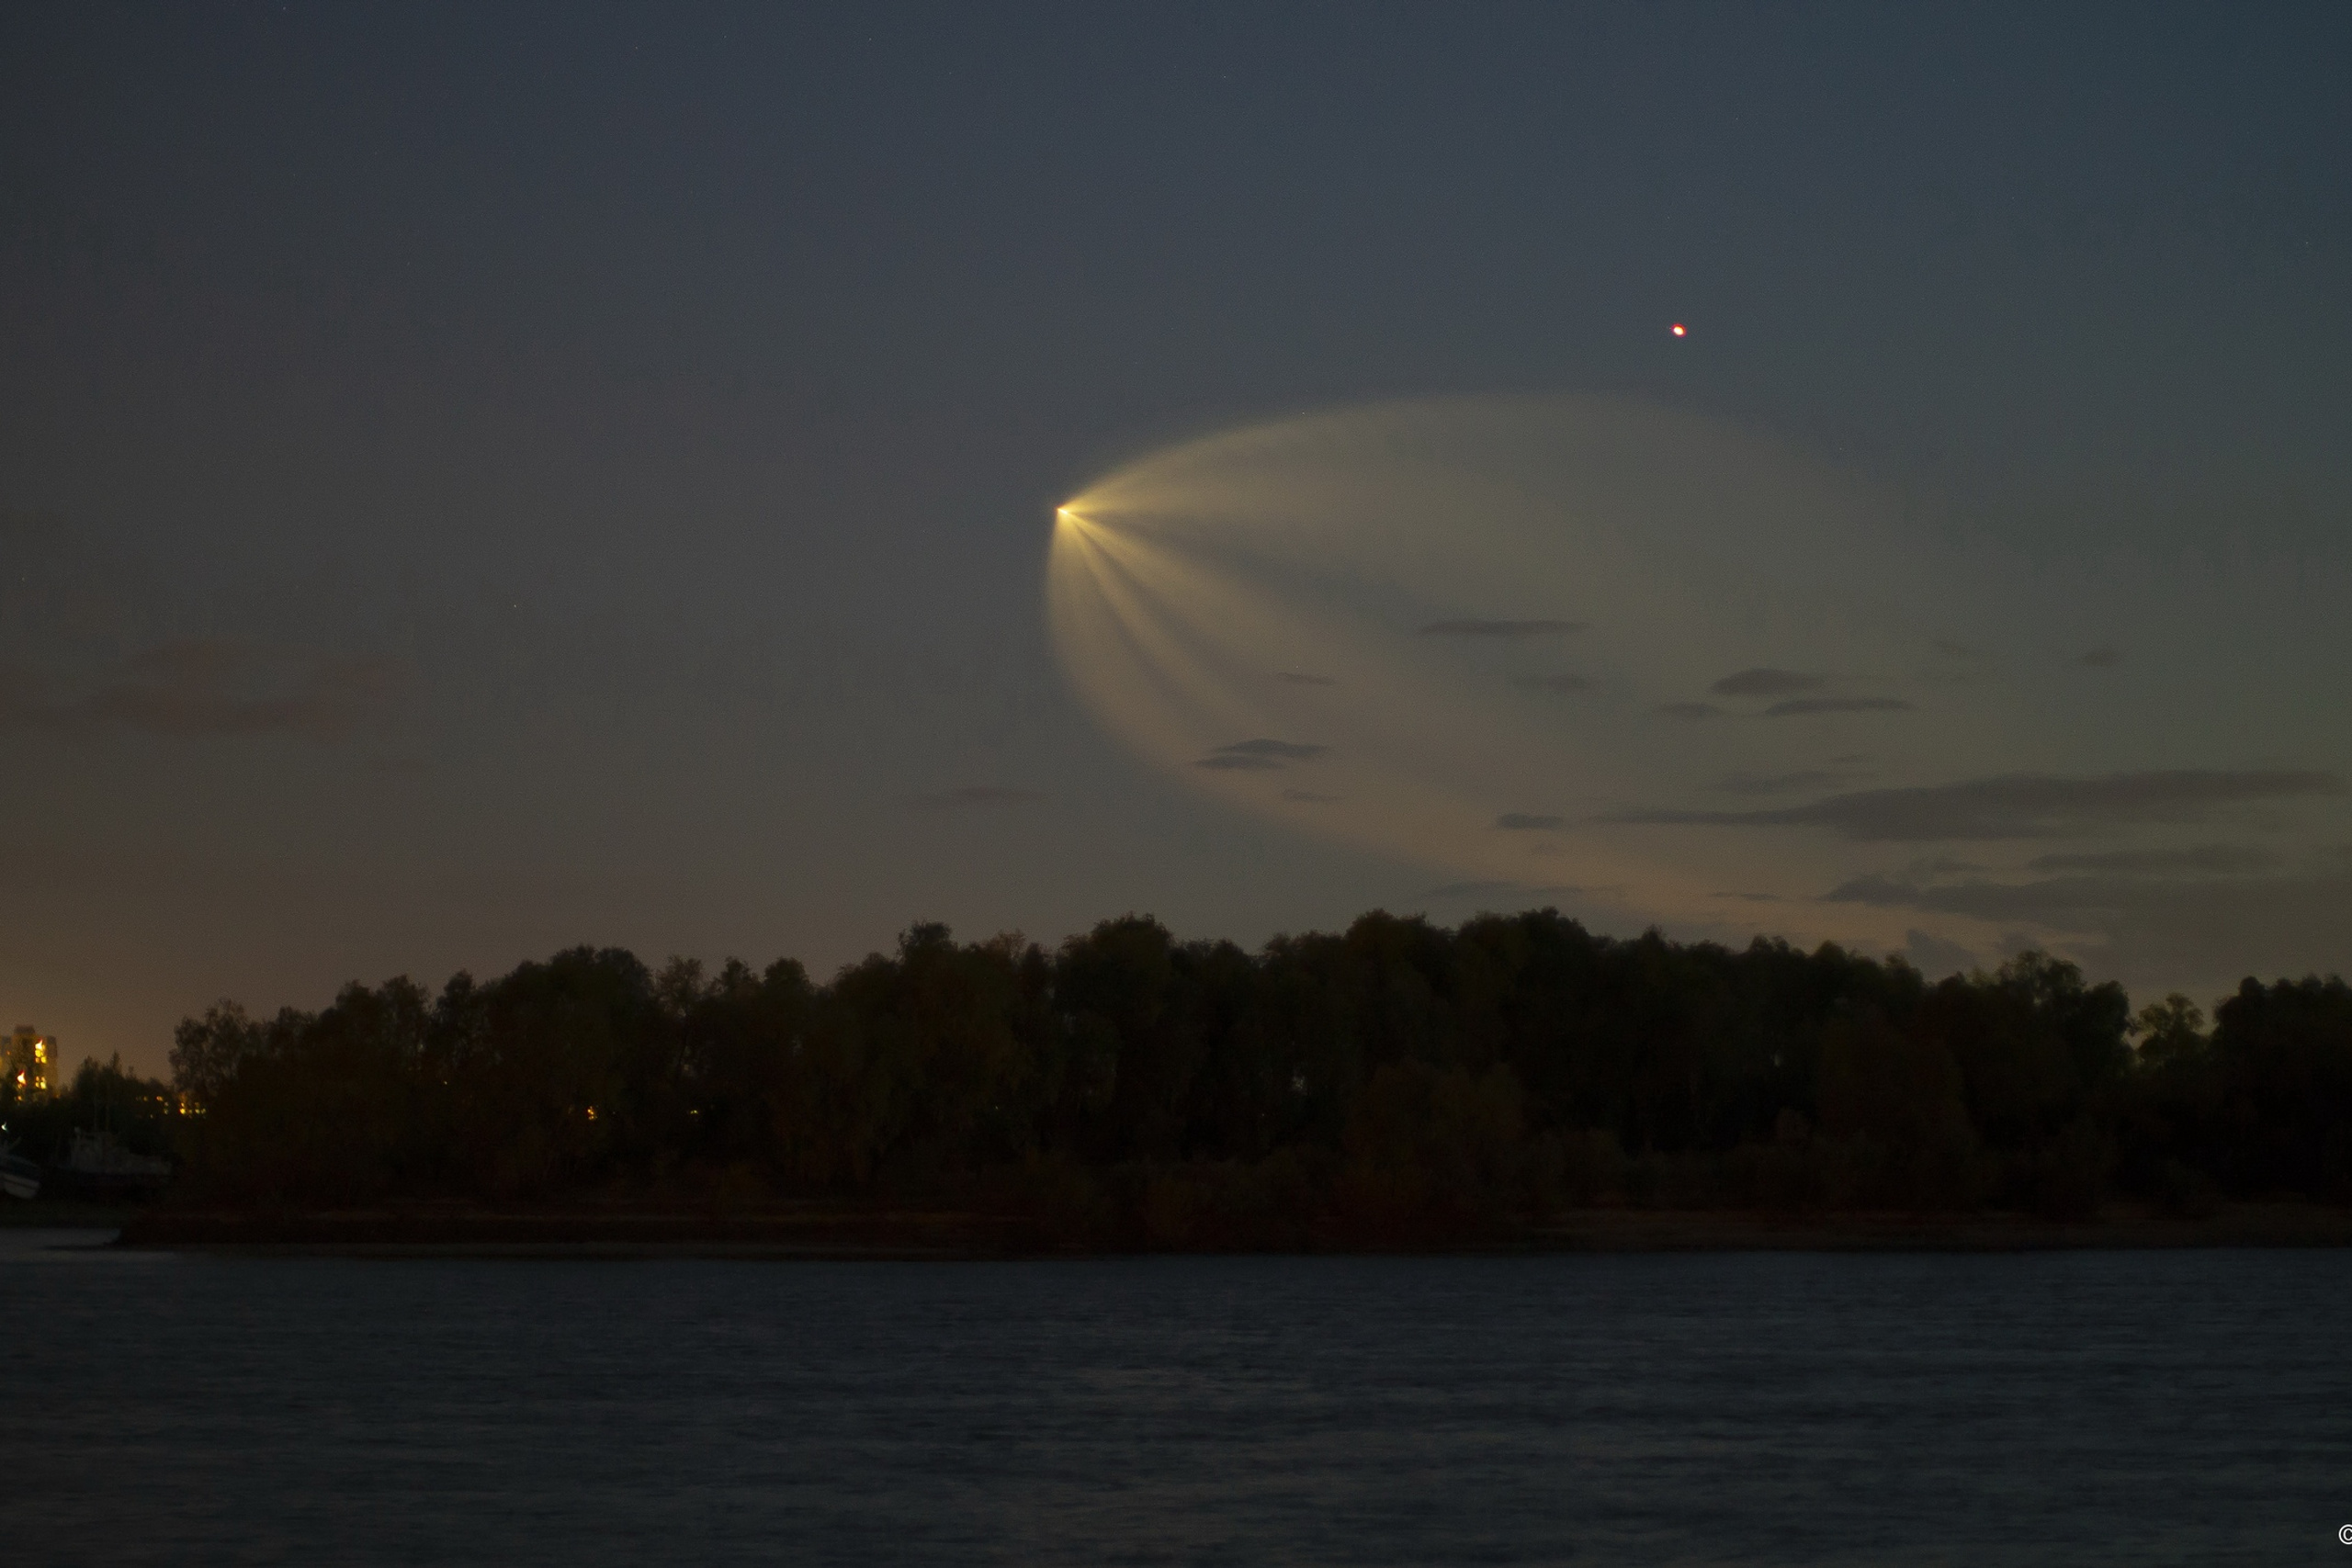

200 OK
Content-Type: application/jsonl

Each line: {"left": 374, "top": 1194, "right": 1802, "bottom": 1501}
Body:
{"left": 1671, "top": 323, "right": 1687, "bottom": 337}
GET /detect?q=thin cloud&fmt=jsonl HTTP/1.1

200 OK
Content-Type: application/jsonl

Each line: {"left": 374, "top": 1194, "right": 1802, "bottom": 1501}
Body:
{"left": 0, "top": 639, "right": 408, "bottom": 741}
{"left": 2079, "top": 645, "right": 2123, "bottom": 668}
{"left": 1765, "top": 696, "right": 1915, "bottom": 717}
{"left": 1826, "top": 863, "right": 2339, "bottom": 929}
{"left": 1416, "top": 878, "right": 1580, "bottom": 903}
{"left": 1608, "top": 769, "right": 2346, "bottom": 841}
{"left": 2024, "top": 844, "right": 2280, "bottom": 875}
{"left": 1419, "top": 619, "right": 1583, "bottom": 637}
{"left": 1196, "top": 738, "right": 1329, "bottom": 771}
{"left": 909, "top": 785, "right": 1045, "bottom": 810}
{"left": 1494, "top": 812, "right": 1562, "bottom": 830}
{"left": 1825, "top": 874, "right": 1950, "bottom": 909}
{"left": 1920, "top": 640, "right": 1995, "bottom": 685}
{"left": 1918, "top": 644, "right": 1994, "bottom": 686}
{"left": 1719, "top": 769, "right": 1865, "bottom": 796}
{"left": 1281, "top": 788, "right": 1342, "bottom": 804}
{"left": 1847, "top": 884, "right": 2139, "bottom": 957}
{"left": 1830, "top": 870, "right": 2216, "bottom": 929}
{"left": 1904, "top": 855, "right": 1986, "bottom": 878}
{"left": 1656, "top": 701, "right": 1722, "bottom": 720}
{"left": 1711, "top": 668, "right": 1825, "bottom": 698}
{"left": 1216, "top": 739, "right": 1328, "bottom": 760}
{"left": 1274, "top": 671, "right": 1338, "bottom": 686}
{"left": 1511, "top": 673, "right": 1594, "bottom": 693}
{"left": 1418, "top": 880, "right": 1527, "bottom": 901}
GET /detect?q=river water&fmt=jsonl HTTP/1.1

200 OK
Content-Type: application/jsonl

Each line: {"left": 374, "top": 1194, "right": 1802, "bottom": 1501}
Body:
{"left": 6, "top": 1232, "right": 2346, "bottom": 1564}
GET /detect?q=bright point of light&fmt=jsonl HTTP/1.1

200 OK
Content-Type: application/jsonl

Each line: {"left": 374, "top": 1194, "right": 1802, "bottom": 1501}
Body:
{"left": 1671, "top": 322, "right": 1686, "bottom": 336}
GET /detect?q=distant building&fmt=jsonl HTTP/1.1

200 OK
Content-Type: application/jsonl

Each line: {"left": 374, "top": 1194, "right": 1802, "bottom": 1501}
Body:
{"left": 6, "top": 1026, "right": 55, "bottom": 1098}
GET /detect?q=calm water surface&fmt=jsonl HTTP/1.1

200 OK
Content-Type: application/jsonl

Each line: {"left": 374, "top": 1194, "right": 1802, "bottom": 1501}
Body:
{"left": 6, "top": 1233, "right": 2346, "bottom": 1565}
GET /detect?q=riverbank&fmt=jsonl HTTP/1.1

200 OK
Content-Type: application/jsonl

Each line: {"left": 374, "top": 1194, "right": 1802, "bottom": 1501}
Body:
{"left": 1526, "top": 1201, "right": 2352, "bottom": 1251}
{"left": 109, "top": 1200, "right": 2352, "bottom": 1257}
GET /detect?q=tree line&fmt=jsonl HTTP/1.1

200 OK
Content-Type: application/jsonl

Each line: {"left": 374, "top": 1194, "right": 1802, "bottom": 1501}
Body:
{"left": 1, "top": 1054, "right": 179, "bottom": 1168}
{"left": 146, "top": 910, "right": 2352, "bottom": 1240}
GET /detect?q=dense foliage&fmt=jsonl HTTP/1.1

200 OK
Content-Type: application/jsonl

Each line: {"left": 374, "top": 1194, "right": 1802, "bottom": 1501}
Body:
{"left": 155, "top": 911, "right": 2352, "bottom": 1238}
{"left": 2, "top": 1054, "right": 177, "bottom": 1165}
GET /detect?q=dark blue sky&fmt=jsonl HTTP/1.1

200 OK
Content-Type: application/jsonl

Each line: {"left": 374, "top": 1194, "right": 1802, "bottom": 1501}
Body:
{"left": 5, "top": 2, "right": 2348, "bottom": 1069}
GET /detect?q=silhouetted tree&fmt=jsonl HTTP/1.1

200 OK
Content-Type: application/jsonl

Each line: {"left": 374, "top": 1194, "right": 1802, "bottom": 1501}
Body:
{"left": 157, "top": 912, "right": 2352, "bottom": 1227}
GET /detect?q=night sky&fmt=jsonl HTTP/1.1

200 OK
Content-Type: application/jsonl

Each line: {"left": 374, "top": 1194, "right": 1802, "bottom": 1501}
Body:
{"left": 6, "top": 3, "right": 2349, "bottom": 1075}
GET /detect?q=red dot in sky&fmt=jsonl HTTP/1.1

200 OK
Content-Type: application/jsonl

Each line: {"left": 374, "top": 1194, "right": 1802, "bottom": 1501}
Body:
{"left": 1671, "top": 322, "right": 1687, "bottom": 336}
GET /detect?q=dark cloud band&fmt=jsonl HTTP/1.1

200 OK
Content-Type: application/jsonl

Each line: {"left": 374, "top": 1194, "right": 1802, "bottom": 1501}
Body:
{"left": 1419, "top": 619, "right": 1583, "bottom": 637}
{"left": 1711, "top": 668, "right": 1824, "bottom": 697}
{"left": 1195, "top": 738, "right": 1329, "bottom": 771}
{"left": 1764, "top": 696, "right": 1914, "bottom": 717}
{"left": 1609, "top": 769, "right": 2345, "bottom": 841}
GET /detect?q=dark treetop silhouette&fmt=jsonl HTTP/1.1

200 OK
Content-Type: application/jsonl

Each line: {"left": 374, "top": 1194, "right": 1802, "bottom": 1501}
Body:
{"left": 127, "top": 910, "right": 2352, "bottom": 1246}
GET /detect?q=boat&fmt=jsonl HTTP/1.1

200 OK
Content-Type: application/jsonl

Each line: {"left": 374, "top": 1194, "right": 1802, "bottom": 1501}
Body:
{"left": 0, "top": 1139, "right": 40, "bottom": 1201}
{"left": 48, "top": 1128, "right": 171, "bottom": 1201}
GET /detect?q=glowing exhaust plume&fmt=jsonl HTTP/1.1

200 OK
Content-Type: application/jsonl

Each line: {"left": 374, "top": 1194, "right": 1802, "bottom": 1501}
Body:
{"left": 1045, "top": 395, "right": 2352, "bottom": 976}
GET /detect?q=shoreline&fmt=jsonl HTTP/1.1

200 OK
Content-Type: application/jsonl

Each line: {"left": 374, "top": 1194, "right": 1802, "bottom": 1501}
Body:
{"left": 100, "top": 1200, "right": 2352, "bottom": 1258}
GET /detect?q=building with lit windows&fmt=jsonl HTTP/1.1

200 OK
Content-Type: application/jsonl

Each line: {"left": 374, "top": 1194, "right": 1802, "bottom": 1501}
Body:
{"left": 6, "top": 1026, "right": 55, "bottom": 1098}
